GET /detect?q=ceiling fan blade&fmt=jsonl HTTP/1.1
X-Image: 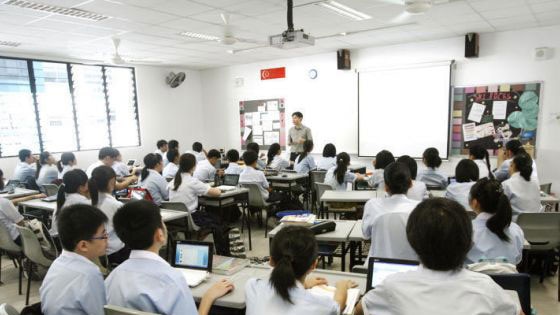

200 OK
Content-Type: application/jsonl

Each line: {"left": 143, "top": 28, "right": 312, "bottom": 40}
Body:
{"left": 316, "top": 22, "right": 416, "bottom": 40}
{"left": 220, "top": 13, "right": 231, "bottom": 25}
{"left": 375, "top": 0, "right": 405, "bottom": 5}
{"left": 227, "top": 45, "right": 268, "bottom": 54}
{"left": 235, "top": 37, "right": 267, "bottom": 45}
{"left": 390, "top": 11, "right": 411, "bottom": 23}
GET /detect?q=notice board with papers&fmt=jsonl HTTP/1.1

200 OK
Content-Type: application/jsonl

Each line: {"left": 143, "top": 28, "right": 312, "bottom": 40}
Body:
{"left": 239, "top": 98, "right": 286, "bottom": 150}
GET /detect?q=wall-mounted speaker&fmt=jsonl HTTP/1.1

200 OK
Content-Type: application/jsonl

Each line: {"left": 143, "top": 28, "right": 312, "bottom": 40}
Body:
{"left": 337, "top": 49, "right": 351, "bottom": 70}
{"left": 465, "top": 33, "right": 479, "bottom": 58}
{"left": 534, "top": 47, "right": 553, "bottom": 61}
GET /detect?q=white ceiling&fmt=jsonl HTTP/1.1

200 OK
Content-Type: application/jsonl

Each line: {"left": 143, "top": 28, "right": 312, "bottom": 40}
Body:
{"left": 0, "top": 0, "right": 559, "bottom": 69}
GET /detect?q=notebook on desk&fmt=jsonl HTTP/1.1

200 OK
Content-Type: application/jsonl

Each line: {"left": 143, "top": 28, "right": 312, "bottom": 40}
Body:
{"left": 215, "top": 174, "right": 239, "bottom": 192}
{"left": 366, "top": 257, "right": 419, "bottom": 291}
{"left": 172, "top": 240, "right": 213, "bottom": 287}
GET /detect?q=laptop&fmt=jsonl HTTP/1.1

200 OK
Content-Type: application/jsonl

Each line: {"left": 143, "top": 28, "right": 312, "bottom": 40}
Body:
{"left": 42, "top": 195, "right": 58, "bottom": 202}
{"left": 215, "top": 174, "right": 239, "bottom": 192}
{"left": 127, "top": 159, "right": 136, "bottom": 167}
{"left": 172, "top": 240, "right": 213, "bottom": 287}
{"left": 366, "top": 257, "right": 419, "bottom": 291}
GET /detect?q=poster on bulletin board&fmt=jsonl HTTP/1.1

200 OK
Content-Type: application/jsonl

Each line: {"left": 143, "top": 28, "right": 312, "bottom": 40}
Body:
{"left": 239, "top": 98, "right": 286, "bottom": 150}
{"left": 451, "top": 82, "right": 541, "bottom": 156}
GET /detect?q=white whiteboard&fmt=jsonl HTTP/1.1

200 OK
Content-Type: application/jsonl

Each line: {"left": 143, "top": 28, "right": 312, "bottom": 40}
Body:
{"left": 358, "top": 61, "right": 453, "bottom": 158}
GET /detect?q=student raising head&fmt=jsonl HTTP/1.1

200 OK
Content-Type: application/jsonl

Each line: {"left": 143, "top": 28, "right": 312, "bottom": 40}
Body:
{"left": 317, "top": 143, "right": 337, "bottom": 170}
{"left": 247, "top": 142, "right": 266, "bottom": 169}
{"left": 106, "top": 200, "right": 233, "bottom": 315}
{"left": 502, "top": 152, "right": 542, "bottom": 220}
{"left": 369, "top": 150, "right": 395, "bottom": 189}
{"left": 14, "top": 148, "right": 36, "bottom": 182}
{"left": 324, "top": 152, "right": 365, "bottom": 191}
{"left": 396, "top": 155, "right": 428, "bottom": 201}
{"left": 139, "top": 153, "right": 169, "bottom": 206}
{"left": 417, "top": 147, "right": 448, "bottom": 189}
{"left": 466, "top": 178, "right": 524, "bottom": 264}
{"left": 245, "top": 225, "right": 356, "bottom": 315}
{"left": 36, "top": 151, "right": 58, "bottom": 186}
{"left": 193, "top": 149, "right": 223, "bottom": 182}
{"left": 163, "top": 149, "right": 180, "bottom": 178}
{"left": 189, "top": 141, "right": 207, "bottom": 162}
{"left": 57, "top": 152, "right": 77, "bottom": 180}
{"left": 294, "top": 140, "right": 316, "bottom": 174}
{"left": 362, "top": 162, "right": 419, "bottom": 261}
{"left": 240, "top": 150, "right": 283, "bottom": 202}
{"left": 53, "top": 169, "right": 91, "bottom": 237}
{"left": 355, "top": 198, "right": 521, "bottom": 315}
{"left": 445, "top": 159, "right": 479, "bottom": 211}
{"left": 154, "top": 139, "right": 168, "bottom": 164}
{"left": 494, "top": 139, "right": 539, "bottom": 182}
{"left": 267, "top": 143, "right": 290, "bottom": 171}
{"left": 40, "top": 204, "right": 108, "bottom": 315}
{"left": 225, "top": 149, "right": 243, "bottom": 175}
{"left": 469, "top": 145, "right": 493, "bottom": 179}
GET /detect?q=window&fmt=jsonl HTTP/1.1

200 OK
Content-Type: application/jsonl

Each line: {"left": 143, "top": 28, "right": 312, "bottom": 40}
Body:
{"left": 0, "top": 56, "right": 141, "bottom": 157}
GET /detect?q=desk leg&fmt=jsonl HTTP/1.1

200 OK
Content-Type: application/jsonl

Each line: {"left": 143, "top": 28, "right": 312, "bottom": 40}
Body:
{"left": 341, "top": 242, "right": 346, "bottom": 272}
{"left": 349, "top": 241, "right": 356, "bottom": 270}
{"left": 244, "top": 198, "right": 252, "bottom": 251}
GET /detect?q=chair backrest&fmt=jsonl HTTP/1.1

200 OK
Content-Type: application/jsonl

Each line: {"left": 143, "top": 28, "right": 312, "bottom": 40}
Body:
{"left": 310, "top": 171, "right": 327, "bottom": 188}
{"left": 104, "top": 305, "right": 157, "bottom": 315}
{"left": 0, "top": 303, "right": 20, "bottom": 315}
{"left": 0, "top": 222, "right": 22, "bottom": 253}
{"left": 159, "top": 202, "right": 199, "bottom": 232}
{"left": 15, "top": 225, "right": 53, "bottom": 268}
{"left": 539, "top": 183, "right": 552, "bottom": 194}
{"left": 42, "top": 184, "right": 59, "bottom": 197}
{"left": 315, "top": 182, "right": 332, "bottom": 204}
{"left": 240, "top": 183, "right": 266, "bottom": 207}
{"left": 488, "top": 273, "right": 531, "bottom": 315}
{"left": 517, "top": 213, "right": 560, "bottom": 248}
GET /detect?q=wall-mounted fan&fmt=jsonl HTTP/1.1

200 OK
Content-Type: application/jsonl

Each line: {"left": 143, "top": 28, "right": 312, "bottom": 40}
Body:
{"left": 166, "top": 72, "right": 186, "bottom": 88}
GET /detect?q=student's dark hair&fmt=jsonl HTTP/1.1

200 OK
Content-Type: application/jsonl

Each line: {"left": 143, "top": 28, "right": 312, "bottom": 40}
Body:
{"left": 192, "top": 142, "right": 203, "bottom": 152}
{"left": 113, "top": 148, "right": 121, "bottom": 157}
{"left": 297, "top": 140, "right": 314, "bottom": 164}
{"left": 267, "top": 143, "right": 281, "bottom": 166}
{"left": 469, "top": 145, "right": 494, "bottom": 179}
{"left": 98, "top": 147, "right": 117, "bottom": 160}
{"left": 322, "top": 143, "right": 336, "bottom": 158}
{"left": 242, "top": 150, "right": 258, "bottom": 166}
{"left": 246, "top": 142, "right": 260, "bottom": 154}
{"left": 292, "top": 111, "right": 303, "bottom": 119}
{"left": 374, "top": 150, "right": 395, "bottom": 170}
{"left": 168, "top": 140, "right": 179, "bottom": 151}
{"left": 512, "top": 152, "right": 533, "bottom": 181}
{"left": 455, "top": 159, "right": 479, "bottom": 183}
{"left": 57, "top": 204, "right": 108, "bottom": 251}
{"left": 407, "top": 198, "right": 472, "bottom": 271}
{"left": 506, "top": 139, "right": 525, "bottom": 155}
{"left": 0, "top": 169, "right": 4, "bottom": 190}
{"left": 384, "top": 162, "right": 411, "bottom": 194}
{"left": 113, "top": 200, "right": 163, "bottom": 250}
{"left": 269, "top": 226, "right": 318, "bottom": 304}
{"left": 226, "top": 149, "right": 239, "bottom": 162}
{"left": 166, "top": 149, "right": 180, "bottom": 164}
{"left": 335, "top": 152, "right": 350, "bottom": 185}
{"left": 18, "top": 149, "right": 31, "bottom": 162}
{"left": 36, "top": 151, "right": 51, "bottom": 179}
{"left": 423, "top": 147, "right": 442, "bottom": 168}
{"left": 89, "top": 166, "right": 116, "bottom": 206}
{"left": 207, "top": 149, "right": 221, "bottom": 160}
{"left": 141, "top": 153, "right": 162, "bottom": 182}
{"left": 57, "top": 152, "right": 76, "bottom": 172}
{"left": 173, "top": 153, "right": 196, "bottom": 191}
{"left": 396, "top": 155, "right": 418, "bottom": 180}
{"left": 57, "top": 169, "right": 89, "bottom": 211}
{"left": 156, "top": 140, "right": 167, "bottom": 149}
{"left": 470, "top": 178, "right": 512, "bottom": 242}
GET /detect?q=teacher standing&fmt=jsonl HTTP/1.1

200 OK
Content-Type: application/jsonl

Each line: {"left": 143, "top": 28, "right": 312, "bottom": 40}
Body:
{"left": 288, "top": 111, "right": 313, "bottom": 162}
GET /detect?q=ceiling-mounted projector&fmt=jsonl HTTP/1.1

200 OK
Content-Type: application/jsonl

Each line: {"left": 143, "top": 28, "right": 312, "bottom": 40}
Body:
{"left": 269, "top": 29, "right": 315, "bottom": 49}
{"left": 405, "top": 0, "right": 433, "bottom": 14}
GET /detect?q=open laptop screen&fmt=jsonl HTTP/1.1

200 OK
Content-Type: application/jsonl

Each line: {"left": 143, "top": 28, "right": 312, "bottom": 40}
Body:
{"left": 366, "top": 257, "right": 419, "bottom": 291}
{"left": 223, "top": 174, "right": 239, "bottom": 186}
{"left": 173, "top": 241, "right": 213, "bottom": 271}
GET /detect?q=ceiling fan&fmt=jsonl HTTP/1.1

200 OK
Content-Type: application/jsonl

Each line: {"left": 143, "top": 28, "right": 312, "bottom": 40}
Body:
{"left": 375, "top": 0, "right": 457, "bottom": 22}
{"left": 74, "top": 38, "right": 162, "bottom": 65}
{"left": 180, "top": 13, "right": 266, "bottom": 46}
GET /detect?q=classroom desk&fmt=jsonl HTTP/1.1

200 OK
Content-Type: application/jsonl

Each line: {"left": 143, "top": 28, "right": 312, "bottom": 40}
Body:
{"left": 320, "top": 190, "right": 378, "bottom": 218}
{"left": 267, "top": 172, "right": 310, "bottom": 208}
{"left": 190, "top": 264, "right": 367, "bottom": 310}
{"left": 0, "top": 188, "right": 40, "bottom": 200}
{"left": 268, "top": 220, "right": 357, "bottom": 271}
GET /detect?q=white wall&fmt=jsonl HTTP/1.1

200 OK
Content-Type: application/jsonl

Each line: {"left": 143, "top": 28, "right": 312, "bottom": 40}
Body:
{"left": 200, "top": 25, "right": 560, "bottom": 193}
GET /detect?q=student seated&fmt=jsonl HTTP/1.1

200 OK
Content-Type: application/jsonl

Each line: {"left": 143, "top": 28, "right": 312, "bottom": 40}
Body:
{"left": 369, "top": 150, "right": 395, "bottom": 189}
{"left": 417, "top": 147, "right": 448, "bottom": 189}
{"left": 396, "top": 155, "right": 427, "bottom": 201}
{"left": 106, "top": 200, "right": 233, "bottom": 315}
{"left": 36, "top": 151, "right": 58, "bottom": 186}
{"left": 266, "top": 143, "right": 290, "bottom": 171}
{"left": 245, "top": 225, "right": 357, "bottom": 315}
{"left": 57, "top": 152, "right": 77, "bottom": 179}
{"left": 362, "top": 162, "right": 419, "bottom": 260}
{"left": 163, "top": 149, "right": 180, "bottom": 178}
{"left": 40, "top": 204, "right": 108, "bottom": 315}
{"left": 469, "top": 145, "right": 492, "bottom": 179}
{"left": 86, "top": 147, "right": 137, "bottom": 189}
{"left": 90, "top": 166, "right": 129, "bottom": 265}
{"left": 188, "top": 141, "right": 207, "bottom": 162}
{"left": 225, "top": 149, "right": 243, "bottom": 175}
{"left": 355, "top": 198, "right": 522, "bottom": 315}
{"left": 112, "top": 149, "right": 131, "bottom": 177}
{"left": 294, "top": 140, "right": 316, "bottom": 174}
{"left": 466, "top": 178, "right": 524, "bottom": 264}
{"left": 14, "top": 149, "right": 36, "bottom": 182}
{"left": 502, "top": 153, "right": 542, "bottom": 220}
{"left": 0, "top": 171, "right": 25, "bottom": 245}
{"left": 154, "top": 139, "right": 168, "bottom": 165}
{"left": 324, "top": 152, "right": 365, "bottom": 191}
{"left": 445, "top": 159, "right": 479, "bottom": 210}
{"left": 193, "top": 149, "right": 222, "bottom": 182}
{"left": 247, "top": 142, "right": 267, "bottom": 170}
{"left": 168, "top": 139, "right": 180, "bottom": 153}
{"left": 316, "top": 143, "right": 336, "bottom": 170}
{"left": 240, "top": 151, "right": 283, "bottom": 202}
{"left": 52, "top": 169, "right": 91, "bottom": 236}
{"left": 495, "top": 140, "right": 538, "bottom": 182}
{"left": 139, "top": 153, "right": 169, "bottom": 206}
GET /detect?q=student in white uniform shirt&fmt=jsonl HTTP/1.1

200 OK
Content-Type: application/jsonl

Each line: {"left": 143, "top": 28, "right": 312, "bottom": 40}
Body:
{"left": 267, "top": 143, "right": 290, "bottom": 171}
{"left": 494, "top": 139, "right": 539, "bottom": 182}
{"left": 193, "top": 149, "right": 223, "bottom": 182}
{"left": 396, "top": 155, "right": 428, "bottom": 201}
{"left": 57, "top": 152, "right": 77, "bottom": 180}
{"left": 247, "top": 142, "right": 267, "bottom": 170}
{"left": 368, "top": 150, "right": 395, "bottom": 189}
{"left": 106, "top": 200, "right": 233, "bottom": 315}
{"left": 187, "top": 141, "right": 207, "bottom": 162}
{"left": 139, "top": 153, "right": 169, "bottom": 206}
{"left": 294, "top": 140, "right": 316, "bottom": 174}
{"left": 316, "top": 143, "right": 336, "bottom": 170}
{"left": 324, "top": 152, "right": 365, "bottom": 191}
{"left": 502, "top": 153, "right": 542, "bottom": 220}
{"left": 86, "top": 147, "right": 137, "bottom": 190}
{"left": 225, "top": 149, "right": 243, "bottom": 175}
{"left": 355, "top": 198, "right": 522, "bottom": 315}
{"left": 112, "top": 149, "right": 131, "bottom": 178}
{"left": 165, "top": 139, "right": 179, "bottom": 166}
{"left": 466, "top": 178, "right": 524, "bottom": 264}
{"left": 240, "top": 151, "right": 284, "bottom": 202}
{"left": 13, "top": 149, "right": 36, "bottom": 182}
{"left": 40, "top": 204, "right": 109, "bottom": 315}
{"left": 0, "top": 189, "right": 25, "bottom": 246}
{"left": 52, "top": 169, "right": 91, "bottom": 237}
{"left": 469, "top": 145, "right": 492, "bottom": 179}
{"left": 362, "top": 162, "right": 420, "bottom": 261}
{"left": 36, "top": 151, "right": 59, "bottom": 186}
{"left": 245, "top": 225, "right": 357, "bottom": 315}
{"left": 162, "top": 149, "right": 180, "bottom": 178}
{"left": 154, "top": 139, "right": 168, "bottom": 165}
{"left": 90, "top": 166, "right": 129, "bottom": 265}
{"left": 417, "top": 147, "right": 448, "bottom": 189}
{"left": 445, "top": 159, "right": 478, "bottom": 211}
